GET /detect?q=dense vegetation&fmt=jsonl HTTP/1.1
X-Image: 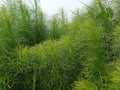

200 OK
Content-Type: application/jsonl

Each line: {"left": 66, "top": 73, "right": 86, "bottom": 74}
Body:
{"left": 0, "top": 0, "right": 120, "bottom": 90}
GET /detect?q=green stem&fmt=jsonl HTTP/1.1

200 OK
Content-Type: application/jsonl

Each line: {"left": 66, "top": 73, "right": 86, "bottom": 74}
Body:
{"left": 32, "top": 69, "right": 37, "bottom": 90}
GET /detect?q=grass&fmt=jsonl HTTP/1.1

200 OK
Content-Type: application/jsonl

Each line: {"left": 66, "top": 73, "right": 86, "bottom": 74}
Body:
{"left": 0, "top": 0, "right": 120, "bottom": 90}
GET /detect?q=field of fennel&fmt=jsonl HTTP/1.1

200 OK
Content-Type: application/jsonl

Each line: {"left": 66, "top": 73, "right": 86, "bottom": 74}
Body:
{"left": 0, "top": 0, "right": 120, "bottom": 90}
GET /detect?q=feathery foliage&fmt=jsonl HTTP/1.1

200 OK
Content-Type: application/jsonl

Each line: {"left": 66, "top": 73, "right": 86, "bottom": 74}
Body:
{"left": 0, "top": 0, "right": 120, "bottom": 90}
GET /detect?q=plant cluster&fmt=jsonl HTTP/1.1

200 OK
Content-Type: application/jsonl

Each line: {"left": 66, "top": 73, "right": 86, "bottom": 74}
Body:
{"left": 0, "top": 0, "right": 120, "bottom": 90}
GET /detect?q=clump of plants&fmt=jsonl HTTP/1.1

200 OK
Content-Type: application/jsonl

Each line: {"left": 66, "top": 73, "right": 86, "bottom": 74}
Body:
{"left": 0, "top": 0, "right": 120, "bottom": 90}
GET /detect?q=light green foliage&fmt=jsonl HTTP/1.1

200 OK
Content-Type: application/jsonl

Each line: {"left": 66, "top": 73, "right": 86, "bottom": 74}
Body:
{"left": 0, "top": 0, "right": 120, "bottom": 90}
{"left": 72, "top": 19, "right": 109, "bottom": 90}
{"left": 72, "top": 80, "right": 97, "bottom": 90}
{"left": 113, "top": 25, "right": 120, "bottom": 57}
{"left": 108, "top": 25, "right": 120, "bottom": 90}
{"left": 50, "top": 15, "right": 60, "bottom": 39}
{"left": 49, "top": 9, "right": 69, "bottom": 40}
{"left": 0, "top": 0, "right": 47, "bottom": 46}
{"left": 10, "top": 36, "right": 74, "bottom": 90}
{"left": 109, "top": 60, "right": 120, "bottom": 90}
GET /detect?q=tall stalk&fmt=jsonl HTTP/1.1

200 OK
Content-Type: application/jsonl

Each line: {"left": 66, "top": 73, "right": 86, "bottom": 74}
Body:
{"left": 32, "top": 68, "right": 37, "bottom": 90}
